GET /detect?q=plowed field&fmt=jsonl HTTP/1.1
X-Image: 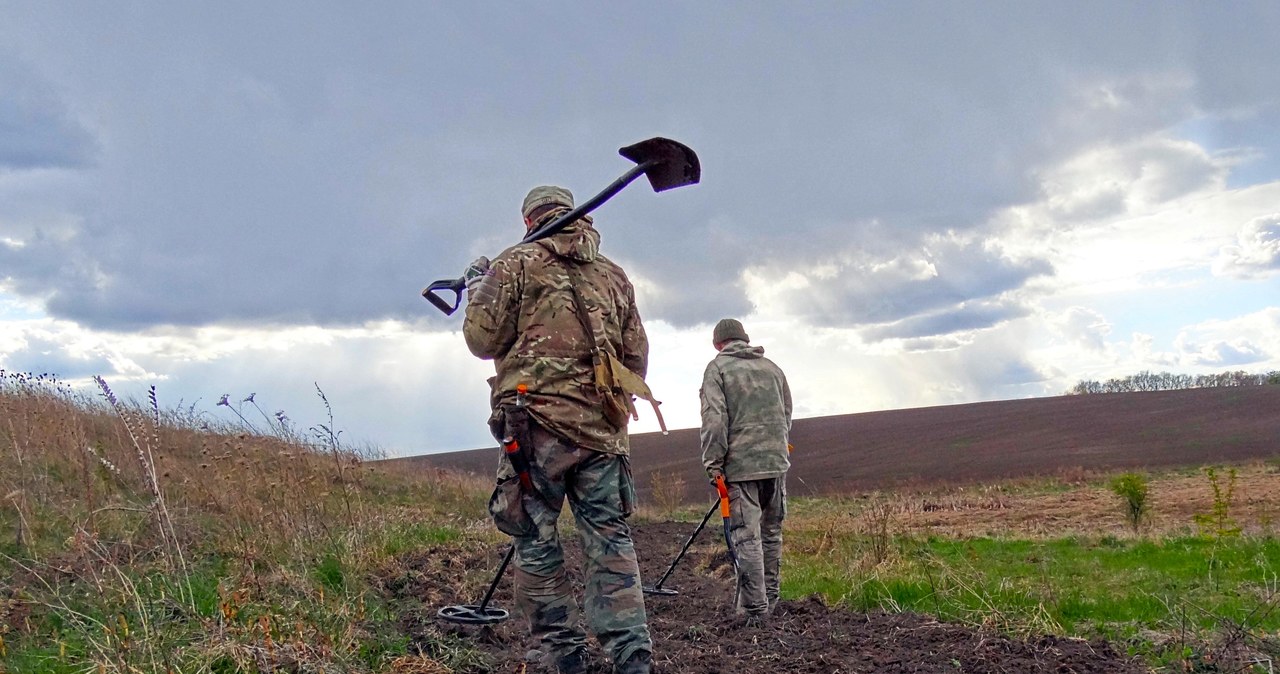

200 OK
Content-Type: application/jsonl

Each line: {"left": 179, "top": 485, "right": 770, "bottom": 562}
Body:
{"left": 396, "top": 387, "right": 1280, "bottom": 505}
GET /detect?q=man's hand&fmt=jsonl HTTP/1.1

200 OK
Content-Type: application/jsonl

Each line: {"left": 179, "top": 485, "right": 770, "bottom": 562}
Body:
{"left": 463, "top": 256, "right": 490, "bottom": 293}
{"left": 707, "top": 469, "right": 724, "bottom": 485}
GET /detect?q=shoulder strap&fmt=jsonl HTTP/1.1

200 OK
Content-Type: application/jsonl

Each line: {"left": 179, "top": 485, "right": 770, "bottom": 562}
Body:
{"left": 555, "top": 256, "right": 668, "bottom": 434}
{"left": 560, "top": 260, "right": 601, "bottom": 358}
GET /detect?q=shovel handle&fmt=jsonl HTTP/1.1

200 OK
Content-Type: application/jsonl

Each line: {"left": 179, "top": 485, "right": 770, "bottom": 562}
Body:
{"left": 423, "top": 277, "right": 466, "bottom": 315}
{"left": 423, "top": 137, "right": 698, "bottom": 318}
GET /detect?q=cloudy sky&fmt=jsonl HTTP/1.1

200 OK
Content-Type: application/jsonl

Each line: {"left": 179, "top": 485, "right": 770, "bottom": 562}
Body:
{"left": 3, "top": 2, "right": 1279, "bottom": 457}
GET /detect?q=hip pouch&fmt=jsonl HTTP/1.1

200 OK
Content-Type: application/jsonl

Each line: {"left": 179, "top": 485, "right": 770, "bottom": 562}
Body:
{"left": 486, "top": 403, "right": 538, "bottom": 537}
{"left": 488, "top": 471, "right": 535, "bottom": 537}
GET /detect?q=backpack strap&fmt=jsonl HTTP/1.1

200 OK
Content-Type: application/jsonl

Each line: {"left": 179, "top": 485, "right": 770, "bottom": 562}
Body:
{"left": 558, "top": 257, "right": 667, "bottom": 433}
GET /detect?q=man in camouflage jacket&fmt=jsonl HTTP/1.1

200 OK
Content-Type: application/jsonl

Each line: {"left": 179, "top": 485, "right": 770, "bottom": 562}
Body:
{"left": 462, "top": 185, "right": 653, "bottom": 674}
{"left": 700, "top": 318, "right": 792, "bottom": 622}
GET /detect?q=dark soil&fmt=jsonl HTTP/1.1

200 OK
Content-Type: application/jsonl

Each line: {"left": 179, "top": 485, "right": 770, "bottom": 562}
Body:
{"left": 378, "top": 521, "right": 1151, "bottom": 673}
{"left": 396, "top": 387, "right": 1280, "bottom": 505}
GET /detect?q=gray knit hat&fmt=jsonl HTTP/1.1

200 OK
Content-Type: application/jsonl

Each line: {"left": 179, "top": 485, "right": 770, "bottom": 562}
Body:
{"left": 712, "top": 318, "right": 749, "bottom": 345}
{"left": 521, "top": 185, "right": 574, "bottom": 219}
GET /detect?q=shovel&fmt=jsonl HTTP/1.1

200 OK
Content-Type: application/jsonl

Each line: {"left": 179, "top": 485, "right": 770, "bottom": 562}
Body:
{"left": 423, "top": 137, "right": 700, "bottom": 315}
{"left": 642, "top": 501, "right": 719, "bottom": 597}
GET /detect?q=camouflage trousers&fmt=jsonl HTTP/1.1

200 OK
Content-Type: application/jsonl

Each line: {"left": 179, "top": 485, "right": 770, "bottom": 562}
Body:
{"left": 727, "top": 476, "right": 786, "bottom": 615}
{"left": 509, "top": 424, "right": 652, "bottom": 665}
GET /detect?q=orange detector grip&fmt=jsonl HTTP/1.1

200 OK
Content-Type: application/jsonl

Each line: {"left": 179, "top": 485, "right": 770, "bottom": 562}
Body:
{"left": 715, "top": 475, "right": 730, "bottom": 517}
{"left": 787, "top": 443, "right": 794, "bottom": 453}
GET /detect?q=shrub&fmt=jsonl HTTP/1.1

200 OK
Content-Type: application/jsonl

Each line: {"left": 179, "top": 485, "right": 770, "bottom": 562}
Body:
{"left": 648, "top": 470, "right": 687, "bottom": 519}
{"left": 1194, "top": 466, "right": 1241, "bottom": 540}
{"left": 1109, "top": 473, "right": 1150, "bottom": 534}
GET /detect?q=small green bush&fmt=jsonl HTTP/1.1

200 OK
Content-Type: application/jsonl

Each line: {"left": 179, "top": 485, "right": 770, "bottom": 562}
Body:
{"left": 1109, "top": 473, "right": 1150, "bottom": 534}
{"left": 1194, "top": 466, "right": 1241, "bottom": 540}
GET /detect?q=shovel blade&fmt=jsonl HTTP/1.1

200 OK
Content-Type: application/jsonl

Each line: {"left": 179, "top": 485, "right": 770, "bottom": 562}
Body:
{"left": 619, "top": 137, "right": 700, "bottom": 192}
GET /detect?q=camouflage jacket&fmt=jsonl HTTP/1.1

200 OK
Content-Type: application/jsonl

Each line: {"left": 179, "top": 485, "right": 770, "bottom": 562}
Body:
{"left": 700, "top": 340, "right": 792, "bottom": 481}
{"left": 463, "top": 212, "right": 648, "bottom": 455}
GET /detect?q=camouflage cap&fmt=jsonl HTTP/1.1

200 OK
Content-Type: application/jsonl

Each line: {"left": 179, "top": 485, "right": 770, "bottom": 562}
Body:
{"left": 521, "top": 185, "right": 574, "bottom": 219}
{"left": 713, "top": 318, "right": 749, "bottom": 345}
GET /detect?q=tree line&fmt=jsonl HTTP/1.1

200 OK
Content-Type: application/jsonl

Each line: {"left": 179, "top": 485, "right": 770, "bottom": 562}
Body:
{"left": 1068, "top": 369, "right": 1280, "bottom": 395}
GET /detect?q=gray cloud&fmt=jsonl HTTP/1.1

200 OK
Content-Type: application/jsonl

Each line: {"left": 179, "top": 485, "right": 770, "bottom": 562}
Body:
{"left": 0, "top": 54, "right": 96, "bottom": 170}
{"left": 776, "top": 233, "right": 1051, "bottom": 330}
{"left": 861, "top": 300, "right": 1031, "bottom": 343}
{"left": 0, "top": 3, "right": 1275, "bottom": 331}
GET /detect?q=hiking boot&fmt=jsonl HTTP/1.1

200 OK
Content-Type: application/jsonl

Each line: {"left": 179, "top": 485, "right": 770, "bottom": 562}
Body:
{"left": 614, "top": 649, "right": 652, "bottom": 674}
{"left": 743, "top": 613, "right": 767, "bottom": 628}
{"left": 555, "top": 648, "right": 588, "bottom": 674}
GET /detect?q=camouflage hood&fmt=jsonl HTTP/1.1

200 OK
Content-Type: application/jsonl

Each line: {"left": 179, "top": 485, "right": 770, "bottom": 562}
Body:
{"left": 718, "top": 340, "right": 764, "bottom": 360}
{"left": 532, "top": 207, "right": 599, "bottom": 263}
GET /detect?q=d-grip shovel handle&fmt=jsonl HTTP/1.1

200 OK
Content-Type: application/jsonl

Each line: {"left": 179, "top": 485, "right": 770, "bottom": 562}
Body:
{"left": 423, "top": 277, "right": 466, "bottom": 316}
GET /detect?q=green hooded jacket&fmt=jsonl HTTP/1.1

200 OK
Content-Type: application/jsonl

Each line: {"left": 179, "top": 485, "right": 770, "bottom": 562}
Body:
{"left": 700, "top": 339, "right": 792, "bottom": 481}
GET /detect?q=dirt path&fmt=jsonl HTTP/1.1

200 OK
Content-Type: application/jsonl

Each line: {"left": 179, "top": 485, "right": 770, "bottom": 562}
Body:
{"left": 381, "top": 521, "right": 1151, "bottom": 673}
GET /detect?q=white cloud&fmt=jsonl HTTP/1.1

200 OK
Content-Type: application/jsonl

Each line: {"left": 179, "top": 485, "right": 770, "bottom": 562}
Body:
{"left": 1129, "top": 332, "right": 1180, "bottom": 368}
{"left": 1213, "top": 213, "right": 1280, "bottom": 279}
{"left": 1052, "top": 307, "right": 1112, "bottom": 352}
{"left": 1171, "top": 308, "right": 1280, "bottom": 368}
{"left": 1039, "top": 135, "right": 1224, "bottom": 222}
{"left": 0, "top": 314, "right": 497, "bottom": 456}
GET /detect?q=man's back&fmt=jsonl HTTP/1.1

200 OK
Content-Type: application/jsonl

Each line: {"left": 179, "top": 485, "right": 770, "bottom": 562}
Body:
{"left": 463, "top": 216, "right": 647, "bottom": 455}
{"left": 700, "top": 340, "right": 792, "bottom": 481}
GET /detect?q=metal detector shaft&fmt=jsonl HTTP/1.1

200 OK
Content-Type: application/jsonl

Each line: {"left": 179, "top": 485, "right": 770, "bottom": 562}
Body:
{"left": 437, "top": 543, "right": 516, "bottom": 625}
{"left": 476, "top": 544, "right": 516, "bottom": 610}
{"left": 647, "top": 501, "right": 719, "bottom": 593}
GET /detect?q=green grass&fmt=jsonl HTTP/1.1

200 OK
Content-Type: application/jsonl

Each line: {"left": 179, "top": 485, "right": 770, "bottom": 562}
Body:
{"left": 783, "top": 533, "right": 1280, "bottom": 642}
{"left": 381, "top": 521, "right": 463, "bottom": 556}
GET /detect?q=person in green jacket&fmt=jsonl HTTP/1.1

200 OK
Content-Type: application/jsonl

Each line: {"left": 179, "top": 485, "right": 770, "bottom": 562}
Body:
{"left": 700, "top": 318, "right": 792, "bottom": 624}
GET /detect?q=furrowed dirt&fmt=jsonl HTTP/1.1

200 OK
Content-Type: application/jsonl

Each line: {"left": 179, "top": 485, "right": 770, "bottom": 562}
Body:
{"left": 397, "top": 386, "right": 1280, "bottom": 507}
{"left": 378, "top": 522, "right": 1150, "bottom": 673}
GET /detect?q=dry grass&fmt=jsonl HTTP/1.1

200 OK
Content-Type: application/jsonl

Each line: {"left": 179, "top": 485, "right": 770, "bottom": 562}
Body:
{"left": 641, "top": 469, "right": 689, "bottom": 521}
{"left": 0, "top": 371, "right": 492, "bottom": 673}
{"left": 788, "top": 461, "right": 1280, "bottom": 541}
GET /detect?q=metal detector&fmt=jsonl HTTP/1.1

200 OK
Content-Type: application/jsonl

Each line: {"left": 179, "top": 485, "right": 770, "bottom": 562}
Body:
{"left": 642, "top": 501, "right": 719, "bottom": 596}
{"left": 423, "top": 136, "right": 700, "bottom": 315}
{"left": 437, "top": 544, "right": 515, "bottom": 625}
